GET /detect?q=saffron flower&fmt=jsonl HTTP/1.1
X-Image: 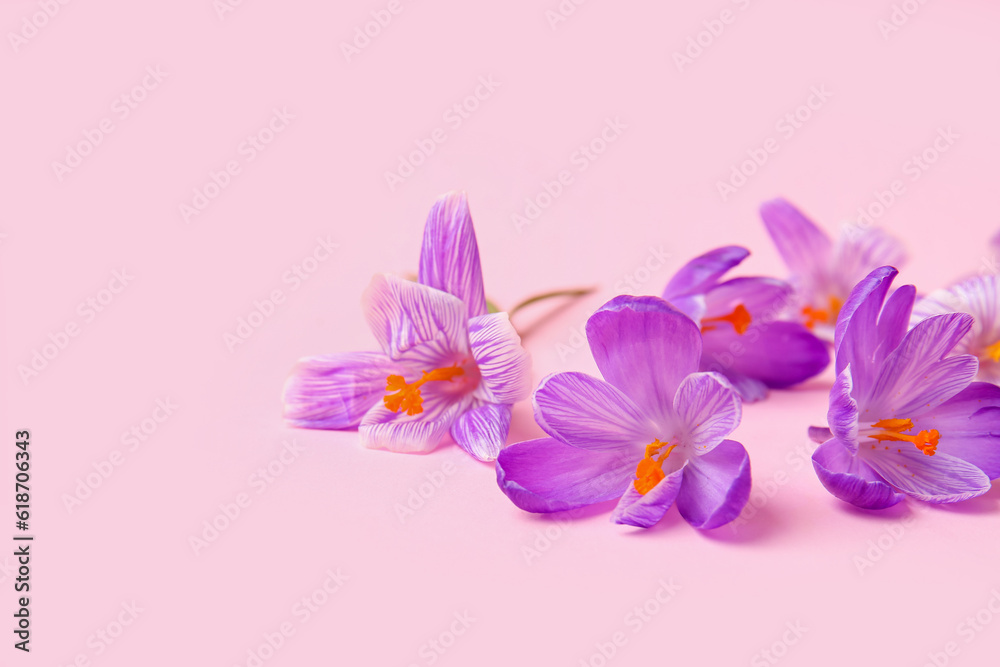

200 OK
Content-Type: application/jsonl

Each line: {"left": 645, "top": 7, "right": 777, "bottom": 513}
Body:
{"left": 760, "top": 198, "right": 906, "bottom": 340}
{"left": 810, "top": 266, "right": 1000, "bottom": 508}
{"left": 661, "top": 245, "right": 829, "bottom": 402}
{"left": 910, "top": 274, "right": 1000, "bottom": 384}
{"left": 496, "top": 295, "right": 751, "bottom": 529}
{"left": 283, "top": 192, "right": 531, "bottom": 461}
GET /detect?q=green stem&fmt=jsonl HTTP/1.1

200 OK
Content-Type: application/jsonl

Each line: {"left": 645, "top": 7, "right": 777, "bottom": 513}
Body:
{"left": 508, "top": 287, "right": 597, "bottom": 318}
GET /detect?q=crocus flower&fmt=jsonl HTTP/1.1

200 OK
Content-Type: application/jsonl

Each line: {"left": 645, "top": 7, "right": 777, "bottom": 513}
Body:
{"left": 810, "top": 266, "right": 1000, "bottom": 508}
{"left": 661, "top": 245, "right": 829, "bottom": 403}
{"left": 910, "top": 274, "right": 1000, "bottom": 384}
{"left": 760, "top": 198, "right": 906, "bottom": 341}
{"left": 496, "top": 295, "right": 751, "bottom": 529}
{"left": 283, "top": 192, "right": 531, "bottom": 461}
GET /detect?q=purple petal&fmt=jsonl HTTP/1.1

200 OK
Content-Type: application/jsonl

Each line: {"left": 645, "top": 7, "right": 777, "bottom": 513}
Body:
{"left": 450, "top": 402, "right": 511, "bottom": 462}
{"left": 829, "top": 368, "right": 859, "bottom": 449}
{"left": 676, "top": 439, "right": 752, "bottom": 529}
{"left": 809, "top": 426, "right": 833, "bottom": 444}
{"left": 833, "top": 225, "right": 908, "bottom": 292}
{"left": 533, "top": 372, "right": 654, "bottom": 451}
{"left": 468, "top": 313, "right": 531, "bottom": 405}
{"left": 672, "top": 372, "right": 742, "bottom": 453}
{"left": 917, "top": 382, "right": 1000, "bottom": 479}
{"left": 611, "top": 467, "right": 686, "bottom": 528}
{"left": 359, "top": 393, "right": 471, "bottom": 454}
{"left": 704, "top": 276, "right": 793, "bottom": 321}
{"left": 586, "top": 295, "right": 702, "bottom": 422}
{"left": 812, "top": 438, "right": 904, "bottom": 509}
{"left": 713, "top": 371, "right": 769, "bottom": 404}
{"left": 701, "top": 321, "right": 830, "bottom": 389}
{"left": 363, "top": 274, "right": 469, "bottom": 364}
{"left": 874, "top": 284, "right": 916, "bottom": 366}
{"left": 911, "top": 275, "right": 1000, "bottom": 361}
{"left": 863, "top": 449, "right": 991, "bottom": 503}
{"left": 496, "top": 437, "right": 635, "bottom": 513}
{"left": 759, "top": 198, "right": 832, "bottom": 277}
{"left": 417, "top": 191, "right": 487, "bottom": 320}
{"left": 834, "top": 266, "right": 898, "bottom": 400}
{"left": 662, "top": 246, "right": 749, "bottom": 300}
{"left": 283, "top": 352, "right": 397, "bottom": 429}
{"left": 866, "top": 313, "right": 976, "bottom": 417}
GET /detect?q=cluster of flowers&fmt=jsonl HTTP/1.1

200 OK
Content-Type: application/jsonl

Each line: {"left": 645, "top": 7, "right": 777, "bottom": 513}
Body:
{"left": 283, "top": 192, "right": 1000, "bottom": 530}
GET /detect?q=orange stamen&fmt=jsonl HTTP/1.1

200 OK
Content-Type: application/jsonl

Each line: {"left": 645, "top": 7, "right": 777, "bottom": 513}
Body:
{"left": 985, "top": 340, "right": 1000, "bottom": 363}
{"left": 383, "top": 364, "right": 464, "bottom": 416}
{"left": 701, "top": 304, "right": 752, "bottom": 335}
{"left": 868, "top": 418, "right": 940, "bottom": 456}
{"left": 802, "top": 295, "right": 843, "bottom": 330}
{"left": 633, "top": 439, "right": 677, "bottom": 495}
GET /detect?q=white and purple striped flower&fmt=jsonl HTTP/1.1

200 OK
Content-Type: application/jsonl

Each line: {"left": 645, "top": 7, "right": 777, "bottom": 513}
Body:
{"left": 662, "top": 245, "right": 830, "bottom": 403}
{"left": 760, "top": 198, "right": 907, "bottom": 341}
{"left": 810, "top": 267, "right": 1000, "bottom": 508}
{"left": 910, "top": 275, "right": 1000, "bottom": 385}
{"left": 496, "top": 295, "right": 751, "bottom": 530}
{"left": 282, "top": 192, "right": 531, "bottom": 461}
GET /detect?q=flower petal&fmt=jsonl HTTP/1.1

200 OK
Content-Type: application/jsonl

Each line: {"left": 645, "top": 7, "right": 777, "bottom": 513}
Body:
{"left": 811, "top": 438, "right": 904, "bottom": 509}
{"left": 833, "top": 225, "right": 908, "bottom": 294}
{"left": 866, "top": 313, "right": 976, "bottom": 417}
{"left": 282, "top": 352, "right": 397, "bottom": 429}
{"left": 468, "top": 313, "right": 531, "bottom": 405}
{"left": 611, "top": 466, "right": 686, "bottom": 528}
{"left": 829, "top": 367, "right": 859, "bottom": 449}
{"left": 917, "top": 382, "right": 1000, "bottom": 479}
{"left": 759, "top": 198, "right": 833, "bottom": 277}
{"left": 586, "top": 295, "right": 701, "bottom": 422}
{"left": 809, "top": 426, "right": 833, "bottom": 444}
{"left": 911, "top": 275, "right": 1000, "bottom": 360}
{"left": 450, "top": 401, "right": 512, "bottom": 462}
{"left": 863, "top": 449, "right": 991, "bottom": 503}
{"left": 834, "top": 266, "right": 898, "bottom": 401}
{"left": 359, "top": 392, "right": 471, "bottom": 454}
{"left": 363, "top": 274, "right": 469, "bottom": 364}
{"left": 703, "top": 276, "right": 793, "bottom": 321}
{"left": 676, "top": 439, "right": 752, "bottom": 529}
{"left": 701, "top": 321, "right": 829, "bottom": 389}
{"left": 532, "top": 372, "right": 654, "bottom": 451}
{"left": 874, "top": 283, "right": 916, "bottom": 367}
{"left": 662, "top": 246, "right": 749, "bottom": 301}
{"left": 672, "top": 372, "right": 742, "bottom": 453}
{"left": 714, "top": 371, "right": 769, "bottom": 404}
{"left": 496, "top": 437, "right": 635, "bottom": 513}
{"left": 417, "top": 191, "right": 488, "bottom": 320}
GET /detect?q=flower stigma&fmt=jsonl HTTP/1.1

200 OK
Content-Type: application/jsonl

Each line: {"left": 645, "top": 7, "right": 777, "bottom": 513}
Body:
{"left": 867, "top": 418, "right": 940, "bottom": 456}
{"left": 984, "top": 340, "right": 1000, "bottom": 363}
{"left": 802, "top": 295, "right": 843, "bottom": 330}
{"left": 634, "top": 439, "right": 678, "bottom": 494}
{"left": 383, "top": 364, "right": 465, "bottom": 416}
{"left": 701, "top": 304, "right": 752, "bottom": 335}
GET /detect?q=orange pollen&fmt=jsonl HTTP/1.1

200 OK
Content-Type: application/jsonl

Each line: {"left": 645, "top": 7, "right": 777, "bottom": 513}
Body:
{"left": 867, "top": 418, "right": 940, "bottom": 456}
{"left": 701, "top": 304, "right": 752, "bottom": 335}
{"left": 383, "top": 364, "right": 465, "bottom": 416}
{"left": 633, "top": 439, "right": 678, "bottom": 495}
{"left": 802, "top": 296, "right": 843, "bottom": 330}
{"left": 985, "top": 340, "right": 1000, "bottom": 363}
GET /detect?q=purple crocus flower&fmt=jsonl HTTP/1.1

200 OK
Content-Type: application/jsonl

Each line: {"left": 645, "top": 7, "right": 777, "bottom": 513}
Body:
{"left": 496, "top": 295, "right": 751, "bottom": 529}
{"left": 910, "top": 275, "right": 1000, "bottom": 384}
{"left": 661, "top": 245, "right": 829, "bottom": 403}
{"left": 760, "top": 198, "right": 906, "bottom": 341}
{"left": 810, "top": 266, "right": 1000, "bottom": 508}
{"left": 283, "top": 192, "right": 531, "bottom": 461}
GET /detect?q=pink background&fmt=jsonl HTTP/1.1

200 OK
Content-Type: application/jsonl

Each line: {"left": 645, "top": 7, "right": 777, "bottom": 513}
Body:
{"left": 4, "top": 1, "right": 1000, "bottom": 665}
